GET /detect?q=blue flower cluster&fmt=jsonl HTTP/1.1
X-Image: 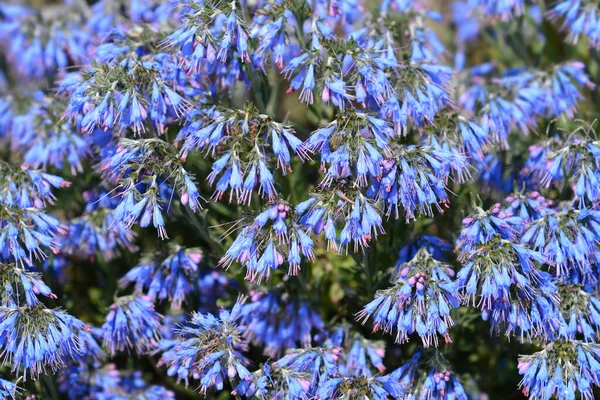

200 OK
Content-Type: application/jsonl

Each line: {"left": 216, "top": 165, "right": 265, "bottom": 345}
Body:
{"left": 518, "top": 340, "right": 600, "bottom": 400}
{"left": 58, "top": 363, "right": 175, "bottom": 400}
{"left": 159, "top": 298, "right": 252, "bottom": 392}
{"left": 548, "top": 1, "right": 600, "bottom": 48}
{"left": 119, "top": 246, "right": 204, "bottom": 309}
{"left": 240, "top": 290, "right": 324, "bottom": 357}
{"left": 457, "top": 237, "right": 559, "bottom": 340}
{"left": 100, "top": 295, "right": 162, "bottom": 355}
{"left": 2, "top": 0, "right": 600, "bottom": 397}
{"left": 358, "top": 249, "right": 460, "bottom": 347}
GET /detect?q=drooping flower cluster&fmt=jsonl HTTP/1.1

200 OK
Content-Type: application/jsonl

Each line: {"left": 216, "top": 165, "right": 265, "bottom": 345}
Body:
{"left": 0, "top": 262, "right": 55, "bottom": 307}
{"left": 357, "top": 249, "right": 460, "bottom": 347}
{"left": 219, "top": 200, "right": 315, "bottom": 282}
{"left": 0, "top": 3, "right": 92, "bottom": 80}
{"left": 160, "top": 298, "right": 252, "bottom": 392}
{"left": 457, "top": 203, "right": 523, "bottom": 256}
{"left": 119, "top": 246, "right": 203, "bottom": 309}
{"left": 296, "top": 191, "right": 384, "bottom": 254}
{"left": 58, "top": 363, "right": 175, "bottom": 400}
{"left": 555, "top": 285, "right": 600, "bottom": 341}
{"left": 525, "top": 130, "right": 600, "bottom": 206}
{"left": 518, "top": 340, "right": 600, "bottom": 400}
{"left": 240, "top": 290, "right": 324, "bottom": 357}
{"left": 457, "top": 237, "right": 559, "bottom": 340}
{"left": 0, "top": 305, "right": 89, "bottom": 380}
{"left": 104, "top": 138, "right": 203, "bottom": 238}
{"left": 60, "top": 189, "right": 137, "bottom": 261}
{"left": 177, "top": 104, "right": 307, "bottom": 204}
{"left": 521, "top": 208, "right": 600, "bottom": 284}
{"left": 391, "top": 350, "right": 468, "bottom": 400}
{"left": 548, "top": 1, "right": 600, "bottom": 49}
{"left": 458, "top": 62, "right": 592, "bottom": 146}
{"left": 100, "top": 295, "right": 162, "bottom": 355}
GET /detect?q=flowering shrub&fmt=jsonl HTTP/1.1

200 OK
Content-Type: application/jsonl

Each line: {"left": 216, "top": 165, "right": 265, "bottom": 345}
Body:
{"left": 1, "top": 0, "right": 600, "bottom": 398}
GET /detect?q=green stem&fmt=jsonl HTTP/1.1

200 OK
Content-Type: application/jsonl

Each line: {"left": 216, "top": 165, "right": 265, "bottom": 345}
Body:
{"left": 266, "top": 77, "right": 282, "bottom": 117}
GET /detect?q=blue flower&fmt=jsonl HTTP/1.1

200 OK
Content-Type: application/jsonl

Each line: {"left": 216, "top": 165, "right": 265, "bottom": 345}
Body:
{"left": 177, "top": 107, "right": 307, "bottom": 204}
{"left": 61, "top": 189, "right": 137, "bottom": 262}
{"left": 527, "top": 131, "right": 600, "bottom": 206}
{"left": 273, "top": 347, "right": 342, "bottom": 394}
{"left": 548, "top": 1, "right": 600, "bottom": 49}
{"left": 219, "top": 201, "right": 315, "bottom": 282}
{"left": 466, "top": 0, "right": 525, "bottom": 20}
{"left": 163, "top": 0, "right": 250, "bottom": 70}
{"left": 240, "top": 291, "right": 324, "bottom": 357}
{"left": 305, "top": 114, "right": 393, "bottom": 188}
{"left": 58, "top": 363, "right": 175, "bottom": 400}
{"left": 0, "top": 262, "right": 55, "bottom": 307}
{"left": 0, "top": 305, "right": 89, "bottom": 379}
{"left": 319, "top": 324, "right": 387, "bottom": 376}
{"left": 457, "top": 238, "right": 560, "bottom": 340}
{"left": 162, "top": 298, "right": 252, "bottom": 393}
{"left": 0, "top": 377, "right": 20, "bottom": 399}
{"left": 521, "top": 208, "right": 600, "bottom": 285}
{"left": 0, "top": 4, "right": 92, "bottom": 80}
{"left": 100, "top": 295, "right": 162, "bottom": 356}
{"left": 503, "top": 191, "right": 555, "bottom": 224}
{"left": 0, "top": 206, "right": 66, "bottom": 267}
{"left": 119, "top": 247, "right": 203, "bottom": 310}
{"left": 555, "top": 285, "right": 600, "bottom": 342}
{"left": 357, "top": 249, "right": 460, "bottom": 347}
{"left": 518, "top": 340, "right": 600, "bottom": 400}
{"left": 105, "top": 138, "right": 203, "bottom": 238}
{"left": 457, "top": 204, "right": 524, "bottom": 256}
{"left": 316, "top": 374, "right": 405, "bottom": 399}
{"left": 391, "top": 350, "right": 467, "bottom": 400}
{"left": 440, "top": 115, "right": 490, "bottom": 162}
{"left": 544, "top": 62, "right": 594, "bottom": 117}
{"left": 0, "top": 163, "right": 70, "bottom": 209}
{"left": 234, "top": 361, "right": 311, "bottom": 398}
{"left": 395, "top": 235, "right": 452, "bottom": 267}
{"left": 368, "top": 144, "right": 467, "bottom": 221}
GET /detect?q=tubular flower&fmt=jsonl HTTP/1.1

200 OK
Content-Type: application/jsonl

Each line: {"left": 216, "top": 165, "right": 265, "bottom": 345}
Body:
{"left": 456, "top": 237, "right": 560, "bottom": 340}
{"left": 518, "top": 340, "right": 600, "bottom": 400}
{"left": 357, "top": 249, "right": 460, "bottom": 347}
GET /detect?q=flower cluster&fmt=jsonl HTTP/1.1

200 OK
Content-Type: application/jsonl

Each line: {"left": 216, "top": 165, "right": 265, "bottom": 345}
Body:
{"left": 160, "top": 298, "right": 252, "bottom": 392}
{"left": 240, "top": 290, "right": 324, "bottom": 357}
{"left": 391, "top": 350, "right": 468, "bottom": 400}
{"left": 548, "top": 1, "right": 600, "bottom": 49}
{"left": 60, "top": 189, "right": 137, "bottom": 261}
{"left": 119, "top": 246, "right": 203, "bottom": 310}
{"left": 0, "top": 305, "right": 89, "bottom": 380}
{"left": 357, "top": 249, "right": 460, "bottom": 347}
{"left": 219, "top": 200, "right": 315, "bottom": 282}
{"left": 100, "top": 295, "right": 162, "bottom": 355}
{"left": 521, "top": 208, "right": 600, "bottom": 284}
{"left": 3, "top": 0, "right": 600, "bottom": 397}
{"left": 555, "top": 285, "right": 600, "bottom": 341}
{"left": 58, "top": 363, "right": 175, "bottom": 400}
{"left": 104, "top": 138, "right": 203, "bottom": 238}
{"left": 518, "top": 340, "right": 600, "bottom": 400}
{"left": 319, "top": 324, "right": 387, "bottom": 376}
{"left": 176, "top": 104, "right": 307, "bottom": 203}
{"left": 457, "top": 237, "right": 559, "bottom": 340}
